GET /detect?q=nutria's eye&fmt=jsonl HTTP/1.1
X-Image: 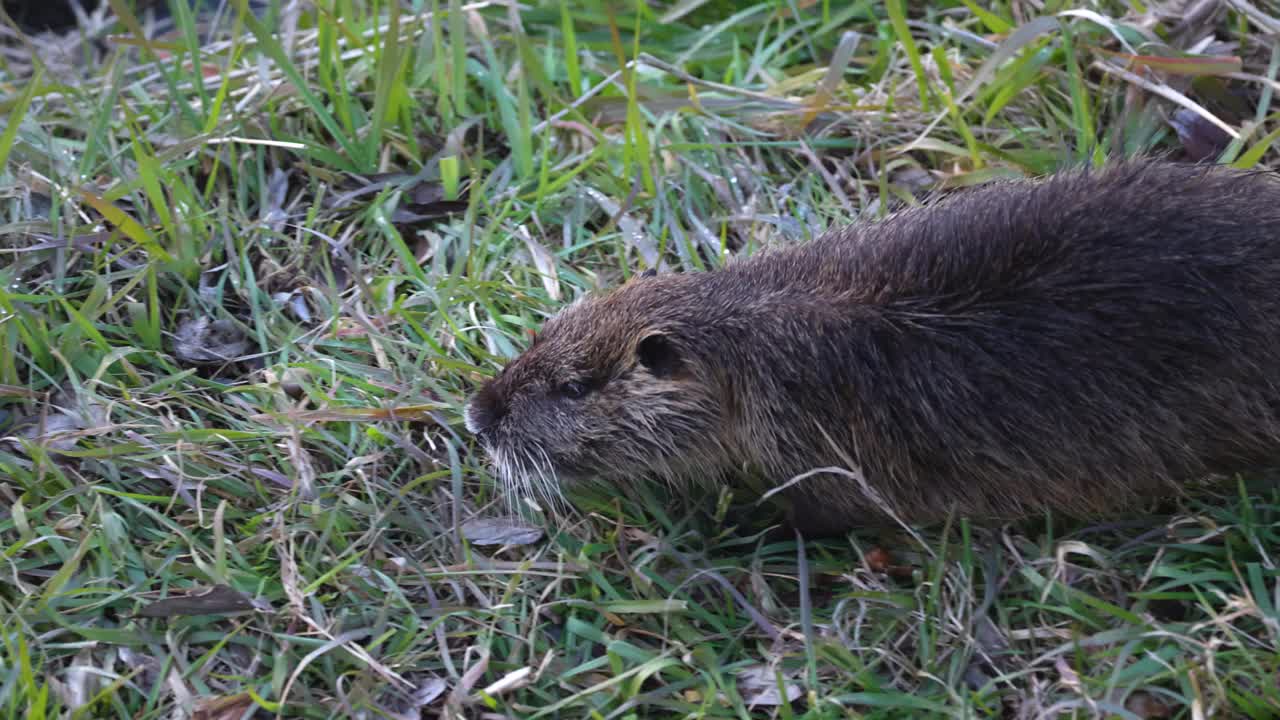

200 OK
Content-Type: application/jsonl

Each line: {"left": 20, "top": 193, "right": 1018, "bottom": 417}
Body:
{"left": 559, "top": 381, "right": 589, "bottom": 399}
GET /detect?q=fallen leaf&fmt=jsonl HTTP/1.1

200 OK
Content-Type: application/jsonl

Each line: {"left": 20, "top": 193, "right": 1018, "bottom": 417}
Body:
{"left": 117, "top": 647, "right": 162, "bottom": 694}
{"left": 964, "top": 614, "right": 1012, "bottom": 690}
{"left": 515, "top": 225, "right": 561, "bottom": 301}
{"left": 0, "top": 385, "right": 42, "bottom": 399}
{"left": 1096, "top": 48, "right": 1242, "bottom": 77}
{"left": 479, "top": 667, "right": 532, "bottom": 697}
{"left": 1170, "top": 107, "right": 1231, "bottom": 162}
{"left": 974, "top": 614, "right": 1011, "bottom": 656}
{"left": 388, "top": 200, "right": 469, "bottom": 226}
{"left": 329, "top": 171, "right": 469, "bottom": 227}
{"left": 596, "top": 599, "right": 688, "bottom": 614}
{"left": 460, "top": 517, "right": 544, "bottom": 547}
{"left": 1124, "top": 690, "right": 1174, "bottom": 719}
{"left": 583, "top": 186, "right": 661, "bottom": 270}
{"left": 193, "top": 693, "right": 257, "bottom": 720}
{"left": 171, "top": 316, "right": 250, "bottom": 365}
{"left": 59, "top": 648, "right": 99, "bottom": 712}
{"left": 135, "top": 584, "right": 271, "bottom": 618}
{"left": 444, "top": 650, "right": 490, "bottom": 714}
{"left": 250, "top": 404, "right": 444, "bottom": 424}
{"left": 372, "top": 674, "right": 449, "bottom": 720}
{"left": 264, "top": 367, "right": 310, "bottom": 401}
{"left": 53, "top": 514, "right": 84, "bottom": 533}
{"left": 262, "top": 168, "right": 291, "bottom": 233}
{"left": 11, "top": 411, "right": 84, "bottom": 452}
{"left": 890, "top": 165, "right": 936, "bottom": 194}
{"left": 736, "top": 665, "right": 802, "bottom": 708}
{"left": 272, "top": 291, "right": 312, "bottom": 324}
{"left": 1055, "top": 656, "right": 1083, "bottom": 692}
{"left": 413, "top": 677, "right": 449, "bottom": 706}
{"left": 4, "top": 394, "right": 109, "bottom": 453}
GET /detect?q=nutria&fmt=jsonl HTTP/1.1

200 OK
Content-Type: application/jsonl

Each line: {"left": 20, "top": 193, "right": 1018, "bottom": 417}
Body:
{"left": 464, "top": 159, "right": 1280, "bottom": 536}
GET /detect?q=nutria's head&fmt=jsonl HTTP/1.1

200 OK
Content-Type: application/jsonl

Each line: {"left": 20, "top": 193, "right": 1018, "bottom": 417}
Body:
{"left": 464, "top": 271, "right": 729, "bottom": 510}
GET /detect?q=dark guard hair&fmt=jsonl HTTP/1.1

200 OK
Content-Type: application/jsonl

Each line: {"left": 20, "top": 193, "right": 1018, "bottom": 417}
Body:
{"left": 466, "top": 159, "right": 1280, "bottom": 535}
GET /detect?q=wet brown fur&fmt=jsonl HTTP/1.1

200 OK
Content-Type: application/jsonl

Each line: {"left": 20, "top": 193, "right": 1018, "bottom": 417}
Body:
{"left": 465, "top": 159, "right": 1280, "bottom": 535}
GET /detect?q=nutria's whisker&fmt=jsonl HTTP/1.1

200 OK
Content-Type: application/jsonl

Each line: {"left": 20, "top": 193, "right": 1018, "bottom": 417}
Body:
{"left": 532, "top": 446, "right": 570, "bottom": 516}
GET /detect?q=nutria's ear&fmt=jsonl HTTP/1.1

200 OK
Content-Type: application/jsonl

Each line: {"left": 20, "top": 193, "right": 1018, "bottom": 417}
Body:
{"left": 640, "top": 268, "right": 658, "bottom": 279}
{"left": 636, "top": 333, "right": 683, "bottom": 378}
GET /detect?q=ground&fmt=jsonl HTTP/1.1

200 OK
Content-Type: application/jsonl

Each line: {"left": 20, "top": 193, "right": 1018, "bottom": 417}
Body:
{"left": 2, "top": 0, "right": 1279, "bottom": 718}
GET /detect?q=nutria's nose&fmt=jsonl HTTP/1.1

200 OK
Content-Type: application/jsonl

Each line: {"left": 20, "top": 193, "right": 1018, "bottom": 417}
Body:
{"left": 464, "top": 385, "right": 506, "bottom": 437}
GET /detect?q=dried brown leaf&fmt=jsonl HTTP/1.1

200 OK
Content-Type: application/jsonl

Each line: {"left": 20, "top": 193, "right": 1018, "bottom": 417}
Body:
{"left": 515, "top": 225, "right": 561, "bottom": 301}
{"left": 736, "top": 665, "right": 802, "bottom": 708}
{"left": 272, "top": 290, "right": 312, "bottom": 324}
{"left": 583, "top": 186, "right": 661, "bottom": 269}
{"left": 4, "top": 394, "right": 109, "bottom": 454}
{"left": 250, "top": 404, "right": 444, "bottom": 424}
{"left": 1096, "top": 48, "right": 1242, "bottom": 76}
{"left": 389, "top": 200, "right": 469, "bottom": 226}
{"left": 330, "top": 171, "right": 468, "bottom": 226}
{"left": 444, "top": 649, "right": 489, "bottom": 715}
{"left": 479, "top": 667, "right": 532, "bottom": 697}
{"left": 460, "top": 517, "right": 544, "bottom": 547}
{"left": 117, "top": 647, "right": 162, "bottom": 695}
{"left": 12, "top": 412, "right": 84, "bottom": 452}
{"left": 376, "top": 675, "right": 449, "bottom": 720}
{"left": 57, "top": 648, "right": 99, "bottom": 712}
{"left": 171, "top": 316, "right": 250, "bottom": 366}
{"left": 1124, "top": 690, "right": 1175, "bottom": 719}
{"left": 262, "top": 167, "right": 291, "bottom": 233}
{"left": 1170, "top": 107, "right": 1232, "bottom": 161}
{"left": 414, "top": 677, "right": 449, "bottom": 707}
{"left": 192, "top": 692, "right": 257, "bottom": 720}
{"left": 263, "top": 366, "right": 310, "bottom": 401}
{"left": 135, "top": 584, "right": 270, "bottom": 618}
{"left": 1055, "top": 656, "right": 1083, "bottom": 692}
{"left": 0, "top": 385, "right": 41, "bottom": 399}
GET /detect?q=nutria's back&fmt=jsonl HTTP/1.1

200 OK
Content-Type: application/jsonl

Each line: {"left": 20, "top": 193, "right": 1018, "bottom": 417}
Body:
{"left": 466, "top": 159, "right": 1280, "bottom": 535}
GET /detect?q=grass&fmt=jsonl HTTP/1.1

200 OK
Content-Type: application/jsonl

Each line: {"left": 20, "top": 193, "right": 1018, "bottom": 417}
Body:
{"left": 2, "top": 0, "right": 1280, "bottom": 717}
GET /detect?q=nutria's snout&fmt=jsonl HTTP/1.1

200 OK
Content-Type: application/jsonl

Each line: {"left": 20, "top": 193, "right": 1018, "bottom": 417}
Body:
{"left": 463, "top": 381, "right": 505, "bottom": 441}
